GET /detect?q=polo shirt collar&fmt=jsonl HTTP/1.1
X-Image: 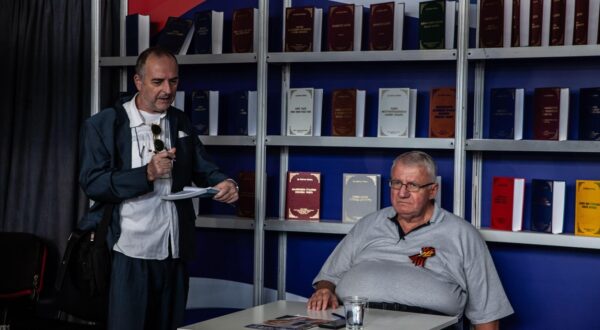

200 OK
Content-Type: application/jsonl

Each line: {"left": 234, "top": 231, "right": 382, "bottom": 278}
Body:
{"left": 387, "top": 202, "right": 444, "bottom": 240}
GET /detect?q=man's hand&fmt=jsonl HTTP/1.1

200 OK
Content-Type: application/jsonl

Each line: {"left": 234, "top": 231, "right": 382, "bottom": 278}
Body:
{"left": 147, "top": 148, "right": 176, "bottom": 181}
{"left": 307, "top": 281, "right": 338, "bottom": 311}
{"left": 213, "top": 179, "right": 239, "bottom": 204}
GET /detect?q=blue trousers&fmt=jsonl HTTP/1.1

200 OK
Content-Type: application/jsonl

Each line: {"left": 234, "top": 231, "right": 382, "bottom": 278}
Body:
{"left": 108, "top": 252, "right": 188, "bottom": 330}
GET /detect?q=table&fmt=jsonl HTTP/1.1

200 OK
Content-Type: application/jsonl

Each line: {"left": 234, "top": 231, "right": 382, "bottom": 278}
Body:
{"left": 179, "top": 300, "right": 459, "bottom": 330}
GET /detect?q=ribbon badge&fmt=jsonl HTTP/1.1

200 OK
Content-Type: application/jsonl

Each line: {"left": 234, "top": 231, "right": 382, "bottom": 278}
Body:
{"left": 409, "top": 247, "right": 436, "bottom": 267}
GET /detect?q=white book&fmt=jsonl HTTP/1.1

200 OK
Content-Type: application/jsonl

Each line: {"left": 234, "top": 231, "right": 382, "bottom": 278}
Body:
{"left": 514, "top": 88, "right": 524, "bottom": 140}
{"left": 588, "top": 0, "right": 600, "bottom": 44}
{"left": 314, "top": 89, "right": 323, "bottom": 136}
{"left": 287, "top": 88, "right": 315, "bottom": 136}
{"left": 377, "top": 88, "right": 412, "bottom": 138}
{"left": 247, "top": 91, "right": 258, "bottom": 136}
{"left": 503, "top": 0, "right": 514, "bottom": 47}
{"left": 208, "top": 91, "right": 219, "bottom": 136}
{"left": 342, "top": 173, "right": 381, "bottom": 223}
{"left": 512, "top": 178, "right": 525, "bottom": 231}
{"left": 173, "top": 91, "right": 185, "bottom": 111}
{"left": 541, "top": 0, "right": 552, "bottom": 46}
{"left": 552, "top": 181, "right": 566, "bottom": 234}
{"left": 559, "top": 87, "right": 569, "bottom": 141}
{"left": 445, "top": 0, "right": 457, "bottom": 49}
{"left": 564, "top": 0, "right": 576, "bottom": 45}
{"left": 356, "top": 90, "right": 366, "bottom": 137}
{"left": 409, "top": 89, "right": 417, "bottom": 137}
{"left": 520, "top": 0, "right": 531, "bottom": 46}
{"left": 212, "top": 11, "right": 224, "bottom": 54}
{"left": 354, "top": 5, "right": 363, "bottom": 51}
{"left": 394, "top": 3, "right": 405, "bottom": 50}
{"left": 314, "top": 8, "right": 323, "bottom": 52}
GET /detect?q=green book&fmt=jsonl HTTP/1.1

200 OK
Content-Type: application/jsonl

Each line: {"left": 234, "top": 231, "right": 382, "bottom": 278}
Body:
{"left": 419, "top": 0, "right": 445, "bottom": 49}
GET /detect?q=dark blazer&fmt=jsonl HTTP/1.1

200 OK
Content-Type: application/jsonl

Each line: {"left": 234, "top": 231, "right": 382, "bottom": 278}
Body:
{"left": 78, "top": 98, "right": 228, "bottom": 261}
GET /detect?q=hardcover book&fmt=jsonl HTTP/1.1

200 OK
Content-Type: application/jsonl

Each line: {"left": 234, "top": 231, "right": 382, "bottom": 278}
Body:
{"left": 490, "top": 176, "right": 525, "bottom": 231}
{"left": 188, "top": 90, "right": 219, "bottom": 136}
{"left": 529, "top": 0, "right": 543, "bottom": 46}
{"left": 156, "top": 16, "right": 194, "bottom": 55}
{"left": 331, "top": 89, "right": 366, "bottom": 137}
{"left": 230, "top": 91, "right": 257, "bottom": 136}
{"left": 327, "top": 4, "right": 363, "bottom": 51}
{"left": 575, "top": 180, "right": 600, "bottom": 237}
{"left": 549, "top": 0, "right": 566, "bottom": 46}
{"left": 286, "top": 172, "right": 321, "bottom": 221}
{"left": 563, "top": 0, "right": 577, "bottom": 45}
{"left": 125, "top": 14, "right": 150, "bottom": 56}
{"left": 541, "top": 0, "right": 553, "bottom": 46}
{"left": 503, "top": 0, "right": 516, "bottom": 47}
{"left": 377, "top": 88, "right": 417, "bottom": 138}
{"left": 237, "top": 171, "right": 255, "bottom": 218}
{"left": 511, "top": 0, "right": 521, "bottom": 46}
{"left": 285, "top": 6, "right": 323, "bottom": 52}
{"left": 369, "top": 2, "right": 405, "bottom": 50}
{"left": 573, "top": 0, "right": 589, "bottom": 45}
{"left": 429, "top": 87, "right": 456, "bottom": 138}
{"left": 520, "top": 0, "right": 531, "bottom": 45}
{"left": 533, "top": 87, "right": 569, "bottom": 140}
{"left": 342, "top": 173, "right": 381, "bottom": 223}
{"left": 530, "top": 179, "right": 565, "bottom": 234}
{"left": 287, "top": 88, "right": 315, "bottom": 136}
{"left": 579, "top": 87, "right": 600, "bottom": 140}
{"left": 478, "top": 0, "right": 504, "bottom": 47}
{"left": 232, "top": 8, "right": 258, "bottom": 53}
{"left": 489, "top": 88, "right": 524, "bottom": 139}
{"left": 419, "top": 0, "right": 446, "bottom": 49}
{"left": 192, "top": 10, "right": 224, "bottom": 54}
{"left": 588, "top": 0, "right": 600, "bottom": 45}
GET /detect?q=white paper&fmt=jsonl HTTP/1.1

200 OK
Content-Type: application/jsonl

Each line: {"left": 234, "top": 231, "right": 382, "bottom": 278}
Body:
{"left": 161, "top": 187, "right": 219, "bottom": 201}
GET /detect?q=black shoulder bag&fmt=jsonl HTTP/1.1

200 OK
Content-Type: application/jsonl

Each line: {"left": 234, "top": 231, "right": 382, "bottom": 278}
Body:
{"left": 55, "top": 204, "right": 114, "bottom": 323}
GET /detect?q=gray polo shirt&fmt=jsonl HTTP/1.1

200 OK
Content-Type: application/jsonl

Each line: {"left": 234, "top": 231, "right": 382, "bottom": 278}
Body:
{"left": 313, "top": 204, "right": 514, "bottom": 324}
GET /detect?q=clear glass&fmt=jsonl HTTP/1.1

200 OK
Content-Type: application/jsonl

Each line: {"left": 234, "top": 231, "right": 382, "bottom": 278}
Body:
{"left": 342, "top": 296, "right": 368, "bottom": 330}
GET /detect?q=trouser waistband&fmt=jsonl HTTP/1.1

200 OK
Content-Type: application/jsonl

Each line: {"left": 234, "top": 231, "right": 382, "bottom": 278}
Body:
{"left": 367, "top": 302, "right": 447, "bottom": 316}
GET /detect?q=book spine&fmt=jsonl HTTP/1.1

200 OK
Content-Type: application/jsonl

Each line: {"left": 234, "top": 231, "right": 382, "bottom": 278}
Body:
{"left": 573, "top": 0, "right": 590, "bottom": 45}
{"left": 549, "top": 0, "right": 566, "bottom": 45}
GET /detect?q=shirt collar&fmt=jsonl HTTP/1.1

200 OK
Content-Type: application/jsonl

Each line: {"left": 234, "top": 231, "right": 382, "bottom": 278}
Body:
{"left": 123, "top": 93, "right": 168, "bottom": 128}
{"left": 387, "top": 202, "right": 443, "bottom": 240}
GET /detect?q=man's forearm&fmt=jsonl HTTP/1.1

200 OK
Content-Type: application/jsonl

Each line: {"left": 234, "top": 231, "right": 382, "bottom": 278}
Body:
{"left": 315, "top": 280, "right": 336, "bottom": 293}
{"left": 474, "top": 320, "right": 499, "bottom": 330}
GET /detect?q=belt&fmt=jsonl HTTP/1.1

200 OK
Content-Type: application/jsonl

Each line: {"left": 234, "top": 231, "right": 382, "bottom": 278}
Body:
{"left": 367, "top": 302, "right": 447, "bottom": 316}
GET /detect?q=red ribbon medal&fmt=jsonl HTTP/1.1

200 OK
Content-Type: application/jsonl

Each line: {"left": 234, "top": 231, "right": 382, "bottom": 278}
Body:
{"left": 409, "top": 247, "right": 436, "bottom": 267}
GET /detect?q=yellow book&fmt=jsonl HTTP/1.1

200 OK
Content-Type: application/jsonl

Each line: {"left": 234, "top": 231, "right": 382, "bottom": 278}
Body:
{"left": 575, "top": 180, "right": 600, "bottom": 237}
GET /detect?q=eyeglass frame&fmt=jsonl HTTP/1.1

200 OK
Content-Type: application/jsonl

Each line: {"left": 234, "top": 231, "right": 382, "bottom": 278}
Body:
{"left": 388, "top": 179, "right": 436, "bottom": 192}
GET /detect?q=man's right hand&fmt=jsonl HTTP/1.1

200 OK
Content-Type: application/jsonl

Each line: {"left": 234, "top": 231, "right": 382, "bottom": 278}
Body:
{"left": 307, "top": 281, "right": 338, "bottom": 311}
{"left": 147, "top": 148, "right": 176, "bottom": 181}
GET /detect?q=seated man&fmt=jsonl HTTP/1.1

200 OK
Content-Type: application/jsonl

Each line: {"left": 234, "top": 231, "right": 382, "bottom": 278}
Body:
{"left": 307, "top": 151, "right": 513, "bottom": 330}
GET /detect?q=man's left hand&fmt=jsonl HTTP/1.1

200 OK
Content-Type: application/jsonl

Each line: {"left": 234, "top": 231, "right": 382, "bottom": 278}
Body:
{"left": 213, "top": 179, "right": 239, "bottom": 204}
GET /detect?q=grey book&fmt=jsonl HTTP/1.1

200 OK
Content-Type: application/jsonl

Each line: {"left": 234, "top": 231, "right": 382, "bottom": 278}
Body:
{"left": 342, "top": 173, "right": 381, "bottom": 223}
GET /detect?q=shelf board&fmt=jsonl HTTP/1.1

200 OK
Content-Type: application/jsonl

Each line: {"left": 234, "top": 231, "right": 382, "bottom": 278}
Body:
{"left": 267, "top": 49, "right": 457, "bottom": 63}
{"left": 480, "top": 229, "right": 600, "bottom": 249}
{"left": 468, "top": 45, "right": 600, "bottom": 59}
{"left": 466, "top": 139, "right": 600, "bottom": 153}
{"left": 266, "top": 136, "right": 454, "bottom": 149}
{"left": 199, "top": 135, "right": 256, "bottom": 146}
{"left": 99, "top": 53, "right": 257, "bottom": 67}
{"left": 195, "top": 215, "right": 254, "bottom": 230}
{"left": 265, "top": 219, "right": 353, "bottom": 234}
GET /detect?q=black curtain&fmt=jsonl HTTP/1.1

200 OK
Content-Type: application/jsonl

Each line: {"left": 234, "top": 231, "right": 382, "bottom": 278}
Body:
{"left": 0, "top": 0, "right": 118, "bottom": 297}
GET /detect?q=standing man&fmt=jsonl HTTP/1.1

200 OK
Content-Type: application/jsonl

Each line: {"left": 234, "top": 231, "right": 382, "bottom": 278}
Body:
{"left": 307, "top": 151, "right": 513, "bottom": 330}
{"left": 79, "top": 46, "right": 238, "bottom": 329}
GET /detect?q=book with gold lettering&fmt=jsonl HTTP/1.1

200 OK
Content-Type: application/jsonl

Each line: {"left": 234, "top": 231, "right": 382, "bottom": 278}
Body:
{"left": 286, "top": 172, "right": 321, "bottom": 221}
{"left": 285, "top": 6, "right": 323, "bottom": 52}
{"left": 575, "top": 180, "right": 600, "bottom": 237}
{"left": 342, "top": 173, "right": 380, "bottom": 223}
{"left": 533, "top": 87, "right": 569, "bottom": 141}
{"left": 428, "top": 87, "right": 456, "bottom": 138}
{"left": 156, "top": 16, "right": 194, "bottom": 55}
{"left": 331, "top": 89, "right": 366, "bottom": 137}
{"left": 327, "top": 4, "right": 362, "bottom": 51}
{"left": 377, "top": 88, "right": 417, "bottom": 138}
{"left": 369, "top": 2, "right": 405, "bottom": 50}
{"left": 232, "top": 8, "right": 258, "bottom": 53}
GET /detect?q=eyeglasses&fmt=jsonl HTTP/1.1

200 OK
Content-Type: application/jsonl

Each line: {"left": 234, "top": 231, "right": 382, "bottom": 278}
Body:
{"left": 388, "top": 180, "right": 435, "bottom": 192}
{"left": 151, "top": 124, "right": 165, "bottom": 153}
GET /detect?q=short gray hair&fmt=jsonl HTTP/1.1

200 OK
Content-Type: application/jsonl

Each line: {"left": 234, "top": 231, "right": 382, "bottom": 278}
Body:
{"left": 391, "top": 151, "right": 437, "bottom": 182}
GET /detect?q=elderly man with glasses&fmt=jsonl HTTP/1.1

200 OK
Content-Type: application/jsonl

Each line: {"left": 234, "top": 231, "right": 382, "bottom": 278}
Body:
{"left": 307, "top": 151, "right": 513, "bottom": 330}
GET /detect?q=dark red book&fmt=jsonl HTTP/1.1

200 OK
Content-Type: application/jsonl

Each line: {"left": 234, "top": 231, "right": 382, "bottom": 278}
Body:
{"left": 533, "top": 87, "right": 561, "bottom": 140}
{"left": 369, "top": 2, "right": 395, "bottom": 50}
{"left": 331, "top": 89, "right": 357, "bottom": 136}
{"left": 511, "top": 0, "right": 521, "bottom": 46}
{"left": 285, "top": 172, "right": 321, "bottom": 221}
{"left": 573, "top": 0, "right": 590, "bottom": 45}
{"left": 237, "top": 171, "right": 255, "bottom": 218}
{"left": 529, "top": 0, "right": 543, "bottom": 46}
{"left": 490, "top": 177, "right": 525, "bottom": 231}
{"left": 479, "top": 0, "right": 504, "bottom": 47}
{"left": 550, "top": 0, "right": 566, "bottom": 46}
{"left": 285, "top": 6, "right": 315, "bottom": 52}
{"left": 327, "top": 4, "right": 355, "bottom": 51}
{"left": 232, "top": 8, "right": 256, "bottom": 53}
{"left": 428, "top": 88, "right": 456, "bottom": 138}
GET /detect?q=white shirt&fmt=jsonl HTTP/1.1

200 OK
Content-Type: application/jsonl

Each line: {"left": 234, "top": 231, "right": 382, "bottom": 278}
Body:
{"left": 113, "top": 95, "right": 180, "bottom": 259}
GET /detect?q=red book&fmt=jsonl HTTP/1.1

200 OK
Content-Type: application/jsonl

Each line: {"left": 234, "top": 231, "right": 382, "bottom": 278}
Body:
{"left": 232, "top": 8, "right": 256, "bottom": 53}
{"left": 428, "top": 88, "right": 456, "bottom": 138}
{"left": 331, "top": 89, "right": 358, "bottom": 136}
{"left": 529, "top": 0, "right": 543, "bottom": 46}
{"left": 285, "top": 172, "right": 321, "bottom": 221}
{"left": 479, "top": 0, "right": 504, "bottom": 48}
{"left": 327, "top": 4, "right": 355, "bottom": 51}
{"left": 512, "top": 0, "right": 521, "bottom": 46}
{"left": 573, "top": 0, "right": 589, "bottom": 45}
{"left": 550, "top": 0, "right": 566, "bottom": 46}
{"left": 369, "top": 2, "right": 395, "bottom": 50}
{"left": 490, "top": 177, "right": 525, "bottom": 231}
{"left": 285, "top": 7, "right": 316, "bottom": 52}
{"left": 533, "top": 87, "right": 567, "bottom": 140}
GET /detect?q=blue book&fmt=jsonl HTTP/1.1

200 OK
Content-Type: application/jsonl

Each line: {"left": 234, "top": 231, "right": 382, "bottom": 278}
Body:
{"left": 489, "top": 88, "right": 524, "bottom": 139}
{"left": 530, "top": 179, "right": 565, "bottom": 234}
{"left": 192, "top": 10, "right": 223, "bottom": 54}
{"left": 187, "top": 90, "right": 219, "bottom": 135}
{"left": 156, "top": 16, "right": 194, "bottom": 54}
{"left": 228, "top": 91, "right": 257, "bottom": 135}
{"left": 125, "top": 14, "right": 150, "bottom": 56}
{"left": 579, "top": 87, "right": 600, "bottom": 141}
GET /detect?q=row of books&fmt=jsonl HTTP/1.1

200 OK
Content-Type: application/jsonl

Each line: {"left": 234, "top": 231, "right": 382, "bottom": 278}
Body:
{"left": 490, "top": 177, "right": 600, "bottom": 237}
{"left": 126, "top": 8, "right": 258, "bottom": 55}
{"left": 489, "top": 87, "right": 600, "bottom": 141}
{"left": 285, "top": 0, "right": 456, "bottom": 51}
{"left": 478, "top": 0, "right": 600, "bottom": 48}
{"left": 285, "top": 171, "right": 442, "bottom": 223}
